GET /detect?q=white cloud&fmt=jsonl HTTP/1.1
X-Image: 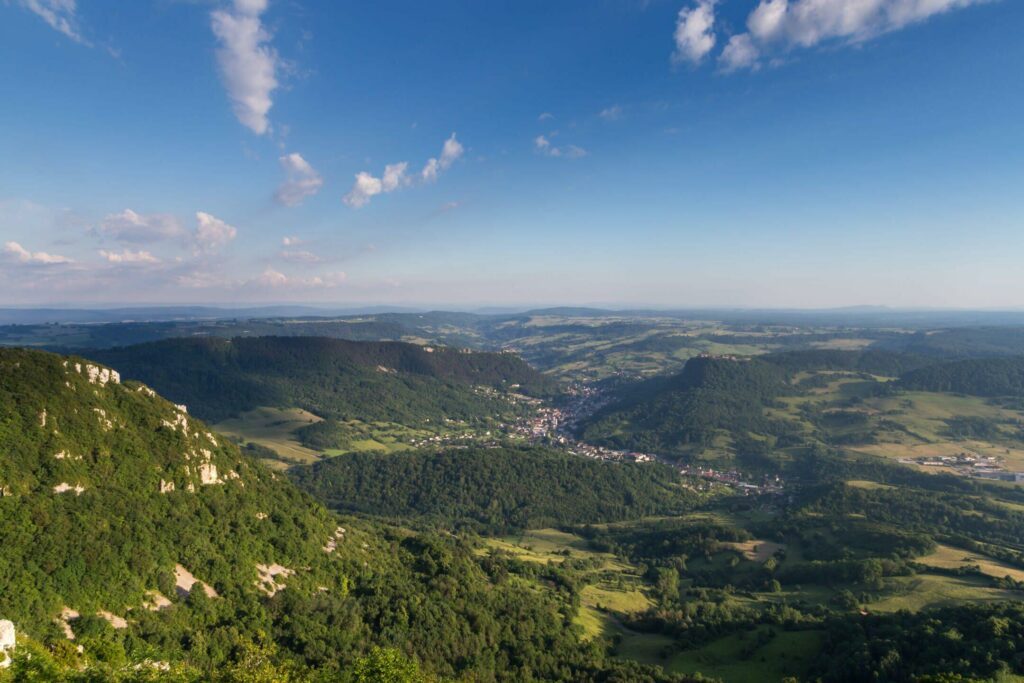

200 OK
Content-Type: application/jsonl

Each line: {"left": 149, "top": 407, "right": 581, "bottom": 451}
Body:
{"left": 3, "top": 241, "right": 72, "bottom": 265}
{"left": 211, "top": 0, "right": 278, "bottom": 135}
{"left": 99, "top": 249, "right": 160, "bottom": 264}
{"left": 599, "top": 105, "right": 624, "bottom": 121}
{"left": 19, "top": 0, "right": 88, "bottom": 44}
{"left": 720, "top": 34, "right": 760, "bottom": 71}
{"left": 672, "top": 0, "right": 718, "bottom": 65}
{"left": 421, "top": 134, "right": 464, "bottom": 182}
{"left": 383, "top": 162, "right": 410, "bottom": 191}
{"left": 98, "top": 209, "right": 184, "bottom": 243}
{"left": 274, "top": 152, "right": 323, "bottom": 206}
{"left": 194, "top": 211, "right": 238, "bottom": 251}
{"left": 257, "top": 267, "right": 347, "bottom": 289}
{"left": 281, "top": 235, "right": 302, "bottom": 246}
{"left": 344, "top": 134, "right": 463, "bottom": 208}
{"left": 534, "top": 135, "right": 587, "bottom": 159}
{"left": 343, "top": 172, "right": 385, "bottom": 208}
{"left": 538, "top": 112, "right": 555, "bottom": 121}
{"left": 279, "top": 249, "right": 321, "bottom": 263}
{"left": 721, "top": 0, "right": 996, "bottom": 71}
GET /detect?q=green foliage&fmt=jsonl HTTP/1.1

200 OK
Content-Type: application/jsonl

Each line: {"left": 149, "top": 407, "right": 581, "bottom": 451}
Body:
{"left": 581, "top": 356, "right": 790, "bottom": 456}
{"left": 900, "top": 356, "right": 1024, "bottom": 397}
{"left": 290, "top": 446, "right": 698, "bottom": 533}
{"left": 89, "top": 336, "right": 555, "bottom": 424}
{"left": 813, "top": 603, "right": 1024, "bottom": 682}
{"left": 0, "top": 348, "right": 689, "bottom": 682}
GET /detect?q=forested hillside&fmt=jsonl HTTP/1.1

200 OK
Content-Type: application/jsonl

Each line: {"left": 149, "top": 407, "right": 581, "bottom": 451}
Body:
{"left": 0, "top": 348, "right": 687, "bottom": 682}
{"left": 899, "top": 356, "right": 1024, "bottom": 396}
{"left": 290, "top": 446, "right": 700, "bottom": 532}
{"left": 89, "top": 336, "right": 554, "bottom": 423}
{"left": 581, "top": 356, "right": 788, "bottom": 456}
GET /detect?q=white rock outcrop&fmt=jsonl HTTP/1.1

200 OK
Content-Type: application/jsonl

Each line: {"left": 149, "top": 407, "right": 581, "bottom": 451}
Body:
{"left": 173, "top": 564, "right": 218, "bottom": 598}
{"left": 199, "top": 463, "right": 221, "bottom": 485}
{"left": 0, "top": 619, "right": 14, "bottom": 669}
{"left": 255, "top": 563, "right": 294, "bottom": 596}
{"left": 53, "top": 482, "right": 85, "bottom": 495}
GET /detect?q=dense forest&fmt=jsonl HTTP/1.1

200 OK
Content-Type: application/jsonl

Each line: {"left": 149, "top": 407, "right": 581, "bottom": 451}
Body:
{"left": 580, "top": 356, "right": 790, "bottom": 455}
{"left": 290, "top": 446, "right": 700, "bottom": 532}
{"left": 0, "top": 348, "right": 688, "bottom": 682}
{"left": 89, "top": 336, "right": 554, "bottom": 423}
{"left": 899, "top": 356, "right": 1024, "bottom": 396}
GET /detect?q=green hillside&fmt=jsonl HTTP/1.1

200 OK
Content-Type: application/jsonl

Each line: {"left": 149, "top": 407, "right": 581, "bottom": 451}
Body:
{"left": 899, "top": 356, "right": 1024, "bottom": 396}
{"left": 581, "top": 356, "right": 788, "bottom": 458}
{"left": 0, "top": 348, "right": 687, "bottom": 682}
{"left": 290, "top": 445, "right": 701, "bottom": 532}
{"left": 88, "top": 336, "right": 555, "bottom": 424}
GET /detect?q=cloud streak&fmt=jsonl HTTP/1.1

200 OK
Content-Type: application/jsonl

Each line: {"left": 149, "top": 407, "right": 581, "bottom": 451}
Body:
{"left": 719, "top": 0, "right": 996, "bottom": 71}
{"left": 275, "top": 153, "right": 323, "bottom": 206}
{"left": 3, "top": 241, "right": 73, "bottom": 265}
{"left": 99, "top": 249, "right": 160, "bottom": 264}
{"left": 534, "top": 135, "right": 587, "bottom": 159}
{"left": 211, "top": 0, "right": 278, "bottom": 135}
{"left": 19, "top": 0, "right": 88, "bottom": 45}
{"left": 344, "top": 134, "right": 464, "bottom": 208}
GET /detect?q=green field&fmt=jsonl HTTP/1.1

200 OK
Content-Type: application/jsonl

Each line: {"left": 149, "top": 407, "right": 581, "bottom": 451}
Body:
{"left": 214, "top": 406, "right": 323, "bottom": 467}
{"left": 481, "top": 529, "right": 655, "bottom": 640}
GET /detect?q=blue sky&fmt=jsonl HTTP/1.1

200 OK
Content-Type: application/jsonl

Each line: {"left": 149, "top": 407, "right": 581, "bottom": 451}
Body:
{"left": 1, "top": 0, "right": 1021, "bottom": 308}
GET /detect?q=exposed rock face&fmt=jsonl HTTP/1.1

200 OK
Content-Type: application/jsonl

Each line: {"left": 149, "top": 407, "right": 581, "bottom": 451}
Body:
{"left": 56, "top": 608, "right": 79, "bottom": 640}
{"left": 173, "top": 564, "right": 218, "bottom": 598}
{"left": 255, "top": 563, "right": 294, "bottom": 596}
{"left": 64, "top": 361, "right": 120, "bottom": 386}
{"left": 199, "top": 462, "right": 221, "bottom": 485}
{"left": 53, "top": 482, "right": 86, "bottom": 495}
{"left": 97, "top": 610, "right": 128, "bottom": 629}
{"left": 0, "top": 619, "right": 14, "bottom": 668}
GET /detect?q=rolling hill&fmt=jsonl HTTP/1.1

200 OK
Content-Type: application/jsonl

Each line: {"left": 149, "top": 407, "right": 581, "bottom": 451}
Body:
{"left": 580, "top": 356, "right": 789, "bottom": 459}
{"left": 0, "top": 347, "right": 685, "bottom": 681}
{"left": 88, "top": 336, "right": 556, "bottom": 424}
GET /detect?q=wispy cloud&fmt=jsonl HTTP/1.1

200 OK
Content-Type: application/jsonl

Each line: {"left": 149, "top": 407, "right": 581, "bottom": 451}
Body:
{"left": 98, "top": 209, "right": 184, "bottom": 243}
{"left": 672, "top": 0, "right": 718, "bottom": 65}
{"left": 279, "top": 249, "right": 321, "bottom": 263}
{"left": 99, "top": 248, "right": 160, "bottom": 264}
{"left": 194, "top": 211, "right": 238, "bottom": 251}
{"left": 598, "top": 105, "right": 624, "bottom": 121}
{"left": 274, "top": 152, "right": 323, "bottom": 206}
{"left": 211, "top": 0, "right": 279, "bottom": 135}
{"left": 538, "top": 112, "right": 555, "bottom": 121}
{"left": 97, "top": 209, "right": 236, "bottom": 253}
{"left": 19, "top": 0, "right": 88, "bottom": 45}
{"left": 718, "top": 0, "right": 997, "bottom": 71}
{"left": 421, "top": 134, "right": 464, "bottom": 183}
{"left": 534, "top": 135, "right": 587, "bottom": 159}
{"left": 344, "top": 134, "right": 464, "bottom": 208}
{"left": 3, "top": 240, "right": 73, "bottom": 265}
{"left": 256, "top": 267, "right": 347, "bottom": 289}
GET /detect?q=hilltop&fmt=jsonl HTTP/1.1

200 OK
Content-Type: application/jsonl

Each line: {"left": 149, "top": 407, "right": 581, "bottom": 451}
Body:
{"left": 580, "top": 356, "right": 788, "bottom": 460}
